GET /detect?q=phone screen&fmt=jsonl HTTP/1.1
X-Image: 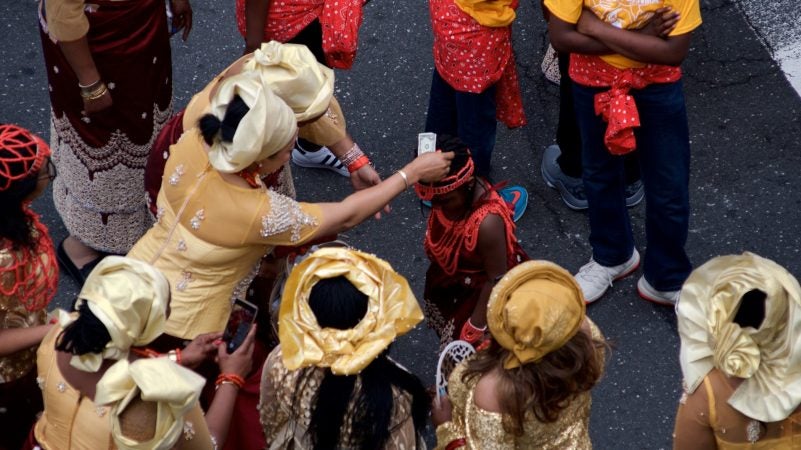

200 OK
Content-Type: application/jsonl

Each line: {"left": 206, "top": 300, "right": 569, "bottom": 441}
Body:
{"left": 223, "top": 299, "right": 258, "bottom": 354}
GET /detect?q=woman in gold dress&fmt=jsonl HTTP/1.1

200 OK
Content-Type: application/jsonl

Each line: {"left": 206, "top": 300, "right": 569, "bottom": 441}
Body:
{"left": 673, "top": 252, "right": 801, "bottom": 449}
{"left": 128, "top": 67, "right": 451, "bottom": 343}
{"left": 432, "top": 260, "right": 606, "bottom": 449}
{"left": 27, "top": 256, "right": 254, "bottom": 450}
{"left": 0, "top": 125, "right": 59, "bottom": 450}
{"left": 259, "top": 247, "right": 430, "bottom": 449}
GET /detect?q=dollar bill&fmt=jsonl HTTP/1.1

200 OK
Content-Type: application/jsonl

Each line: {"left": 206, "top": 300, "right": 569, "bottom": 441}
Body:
{"left": 417, "top": 132, "right": 437, "bottom": 156}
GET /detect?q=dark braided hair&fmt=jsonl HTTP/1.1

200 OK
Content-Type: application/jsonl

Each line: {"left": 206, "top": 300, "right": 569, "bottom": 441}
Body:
{"left": 56, "top": 302, "right": 112, "bottom": 355}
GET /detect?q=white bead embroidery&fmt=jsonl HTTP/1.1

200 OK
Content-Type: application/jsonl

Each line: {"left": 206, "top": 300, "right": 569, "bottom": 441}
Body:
{"left": 57, "top": 381, "right": 66, "bottom": 393}
{"left": 169, "top": 164, "right": 186, "bottom": 186}
{"left": 176, "top": 271, "right": 193, "bottom": 291}
{"left": 259, "top": 191, "right": 317, "bottom": 242}
{"left": 36, "top": 376, "right": 45, "bottom": 390}
{"left": 96, "top": 406, "right": 107, "bottom": 417}
{"left": 183, "top": 421, "right": 196, "bottom": 440}
{"left": 156, "top": 207, "right": 165, "bottom": 223}
{"left": 190, "top": 209, "right": 205, "bottom": 230}
{"left": 746, "top": 420, "right": 761, "bottom": 443}
{"left": 177, "top": 239, "right": 187, "bottom": 251}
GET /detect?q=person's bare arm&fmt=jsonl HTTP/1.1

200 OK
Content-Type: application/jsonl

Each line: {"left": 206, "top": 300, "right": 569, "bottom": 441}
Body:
{"left": 548, "top": 15, "right": 612, "bottom": 55}
{"left": 672, "top": 385, "right": 717, "bottom": 450}
{"left": 0, "top": 324, "right": 53, "bottom": 356}
{"left": 470, "top": 214, "right": 510, "bottom": 328}
{"left": 58, "top": 37, "right": 112, "bottom": 113}
{"left": 577, "top": 8, "right": 692, "bottom": 66}
{"left": 312, "top": 151, "right": 453, "bottom": 236}
{"left": 243, "top": 0, "right": 269, "bottom": 54}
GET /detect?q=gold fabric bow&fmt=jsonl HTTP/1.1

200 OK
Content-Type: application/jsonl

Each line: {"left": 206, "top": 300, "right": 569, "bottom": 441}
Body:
{"left": 245, "top": 41, "right": 335, "bottom": 123}
{"left": 678, "top": 252, "right": 801, "bottom": 422}
{"left": 487, "top": 260, "right": 585, "bottom": 369}
{"left": 59, "top": 256, "right": 170, "bottom": 372}
{"left": 278, "top": 247, "right": 423, "bottom": 375}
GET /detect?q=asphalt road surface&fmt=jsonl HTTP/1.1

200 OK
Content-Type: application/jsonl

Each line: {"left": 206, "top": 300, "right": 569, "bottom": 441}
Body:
{"left": 2, "top": 0, "right": 801, "bottom": 448}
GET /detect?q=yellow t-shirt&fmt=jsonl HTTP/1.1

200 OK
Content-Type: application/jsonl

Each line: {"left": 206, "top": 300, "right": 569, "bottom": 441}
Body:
{"left": 544, "top": 0, "right": 702, "bottom": 68}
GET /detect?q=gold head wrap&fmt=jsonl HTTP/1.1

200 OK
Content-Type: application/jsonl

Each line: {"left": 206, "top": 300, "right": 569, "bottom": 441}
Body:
{"left": 278, "top": 247, "right": 423, "bottom": 375}
{"left": 58, "top": 256, "right": 170, "bottom": 372}
{"left": 488, "top": 260, "right": 586, "bottom": 369}
{"left": 245, "top": 41, "right": 335, "bottom": 122}
{"left": 207, "top": 71, "right": 297, "bottom": 173}
{"left": 454, "top": 0, "right": 516, "bottom": 27}
{"left": 94, "top": 358, "right": 206, "bottom": 450}
{"left": 678, "top": 252, "right": 801, "bottom": 422}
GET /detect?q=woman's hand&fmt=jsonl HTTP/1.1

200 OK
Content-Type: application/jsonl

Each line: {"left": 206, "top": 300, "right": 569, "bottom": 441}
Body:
{"left": 431, "top": 394, "right": 453, "bottom": 426}
{"left": 350, "top": 164, "right": 382, "bottom": 191}
{"left": 181, "top": 331, "right": 222, "bottom": 368}
{"left": 216, "top": 325, "right": 256, "bottom": 378}
{"left": 170, "top": 0, "right": 193, "bottom": 41}
{"left": 406, "top": 151, "right": 454, "bottom": 184}
{"left": 83, "top": 90, "right": 112, "bottom": 114}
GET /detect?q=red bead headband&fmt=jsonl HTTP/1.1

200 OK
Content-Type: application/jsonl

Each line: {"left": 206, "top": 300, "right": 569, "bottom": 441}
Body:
{"left": 414, "top": 153, "right": 474, "bottom": 201}
{"left": 0, "top": 124, "right": 51, "bottom": 192}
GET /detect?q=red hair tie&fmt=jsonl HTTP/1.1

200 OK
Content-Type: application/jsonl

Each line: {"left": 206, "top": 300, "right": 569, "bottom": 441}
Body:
{"left": 414, "top": 153, "right": 474, "bottom": 201}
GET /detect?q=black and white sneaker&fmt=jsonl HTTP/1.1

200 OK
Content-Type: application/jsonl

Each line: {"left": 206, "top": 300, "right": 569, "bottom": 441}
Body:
{"left": 291, "top": 145, "right": 349, "bottom": 177}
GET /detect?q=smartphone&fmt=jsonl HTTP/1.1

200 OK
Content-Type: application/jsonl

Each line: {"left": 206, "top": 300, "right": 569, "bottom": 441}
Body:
{"left": 223, "top": 298, "right": 258, "bottom": 354}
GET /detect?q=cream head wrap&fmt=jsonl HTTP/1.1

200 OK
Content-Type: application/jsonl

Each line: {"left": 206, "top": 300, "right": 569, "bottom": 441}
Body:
{"left": 678, "top": 252, "right": 801, "bottom": 422}
{"left": 488, "top": 260, "right": 586, "bottom": 369}
{"left": 244, "top": 41, "right": 335, "bottom": 122}
{"left": 207, "top": 71, "right": 297, "bottom": 173}
{"left": 94, "top": 358, "right": 206, "bottom": 450}
{"left": 278, "top": 247, "right": 423, "bottom": 375}
{"left": 58, "top": 256, "right": 170, "bottom": 372}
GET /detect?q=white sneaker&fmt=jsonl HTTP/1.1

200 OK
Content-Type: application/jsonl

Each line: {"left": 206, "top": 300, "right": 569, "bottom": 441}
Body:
{"left": 575, "top": 249, "right": 640, "bottom": 304}
{"left": 637, "top": 276, "right": 680, "bottom": 306}
{"left": 291, "top": 146, "right": 349, "bottom": 177}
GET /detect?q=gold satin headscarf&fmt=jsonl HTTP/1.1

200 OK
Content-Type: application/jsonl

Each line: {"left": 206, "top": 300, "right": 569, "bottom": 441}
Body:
{"left": 207, "top": 71, "right": 298, "bottom": 173}
{"left": 94, "top": 358, "right": 206, "bottom": 450}
{"left": 245, "top": 41, "right": 335, "bottom": 123}
{"left": 454, "top": 0, "right": 516, "bottom": 27}
{"left": 58, "top": 256, "right": 170, "bottom": 372}
{"left": 488, "top": 260, "right": 586, "bottom": 369}
{"left": 278, "top": 247, "right": 423, "bottom": 375}
{"left": 678, "top": 252, "right": 801, "bottom": 422}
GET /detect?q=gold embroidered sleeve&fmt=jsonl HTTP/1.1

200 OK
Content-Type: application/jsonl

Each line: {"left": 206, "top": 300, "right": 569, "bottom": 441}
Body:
{"left": 254, "top": 190, "right": 321, "bottom": 245}
{"left": 297, "top": 97, "right": 348, "bottom": 147}
{"left": 45, "top": 0, "right": 90, "bottom": 42}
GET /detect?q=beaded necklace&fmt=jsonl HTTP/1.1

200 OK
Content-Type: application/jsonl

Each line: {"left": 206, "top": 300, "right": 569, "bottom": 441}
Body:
{"left": 0, "top": 208, "right": 59, "bottom": 312}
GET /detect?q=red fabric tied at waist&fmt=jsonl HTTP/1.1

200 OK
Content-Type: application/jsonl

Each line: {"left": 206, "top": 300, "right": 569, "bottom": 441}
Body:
{"left": 430, "top": 0, "right": 526, "bottom": 128}
{"left": 236, "top": 0, "right": 364, "bottom": 69}
{"left": 569, "top": 54, "right": 681, "bottom": 155}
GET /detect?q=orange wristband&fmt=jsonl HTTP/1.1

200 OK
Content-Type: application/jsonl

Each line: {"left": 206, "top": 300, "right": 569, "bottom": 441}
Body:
{"left": 347, "top": 155, "right": 370, "bottom": 173}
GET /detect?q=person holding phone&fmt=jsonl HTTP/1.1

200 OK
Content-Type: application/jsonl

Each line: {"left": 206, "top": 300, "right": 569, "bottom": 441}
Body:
{"left": 431, "top": 260, "right": 606, "bottom": 449}
{"left": 259, "top": 247, "right": 430, "bottom": 449}
{"left": 26, "top": 256, "right": 254, "bottom": 450}
{"left": 39, "top": 0, "right": 192, "bottom": 284}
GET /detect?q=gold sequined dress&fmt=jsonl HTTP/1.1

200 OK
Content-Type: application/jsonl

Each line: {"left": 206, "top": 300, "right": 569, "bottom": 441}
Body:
{"left": 127, "top": 129, "right": 323, "bottom": 339}
{"left": 436, "top": 320, "right": 605, "bottom": 450}
{"left": 258, "top": 346, "right": 425, "bottom": 449}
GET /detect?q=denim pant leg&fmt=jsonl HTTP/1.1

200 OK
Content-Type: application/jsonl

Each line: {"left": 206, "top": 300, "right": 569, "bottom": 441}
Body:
{"left": 425, "top": 69, "right": 459, "bottom": 138}
{"left": 573, "top": 83, "right": 635, "bottom": 266}
{"left": 455, "top": 84, "right": 497, "bottom": 178}
{"left": 634, "top": 81, "right": 692, "bottom": 291}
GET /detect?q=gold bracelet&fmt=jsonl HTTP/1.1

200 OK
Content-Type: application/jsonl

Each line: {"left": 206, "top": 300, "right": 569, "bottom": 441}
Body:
{"left": 396, "top": 170, "right": 410, "bottom": 189}
{"left": 81, "top": 82, "right": 107, "bottom": 100}
{"left": 78, "top": 79, "right": 102, "bottom": 90}
{"left": 215, "top": 380, "right": 240, "bottom": 391}
{"left": 81, "top": 84, "right": 108, "bottom": 100}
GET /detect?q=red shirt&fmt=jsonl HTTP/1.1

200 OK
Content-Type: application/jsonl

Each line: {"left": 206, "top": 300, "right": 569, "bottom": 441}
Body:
{"left": 429, "top": 0, "right": 526, "bottom": 128}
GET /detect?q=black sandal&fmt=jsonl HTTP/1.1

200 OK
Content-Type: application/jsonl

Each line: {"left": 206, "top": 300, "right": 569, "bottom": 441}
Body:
{"left": 56, "top": 239, "right": 106, "bottom": 285}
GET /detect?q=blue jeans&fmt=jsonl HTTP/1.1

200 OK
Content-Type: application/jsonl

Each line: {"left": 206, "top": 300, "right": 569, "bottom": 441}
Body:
{"left": 425, "top": 69, "right": 497, "bottom": 177}
{"left": 573, "top": 80, "right": 691, "bottom": 291}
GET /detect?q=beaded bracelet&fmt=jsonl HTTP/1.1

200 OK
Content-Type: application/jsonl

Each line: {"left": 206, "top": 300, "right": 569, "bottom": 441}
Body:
{"left": 215, "top": 373, "right": 245, "bottom": 389}
{"left": 347, "top": 155, "right": 370, "bottom": 173}
{"left": 340, "top": 143, "right": 366, "bottom": 167}
{"left": 167, "top": 348, "right": 182, "bottom": 365}
{"left": 445, "top": 438, "right": 467, "bottom": 450}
